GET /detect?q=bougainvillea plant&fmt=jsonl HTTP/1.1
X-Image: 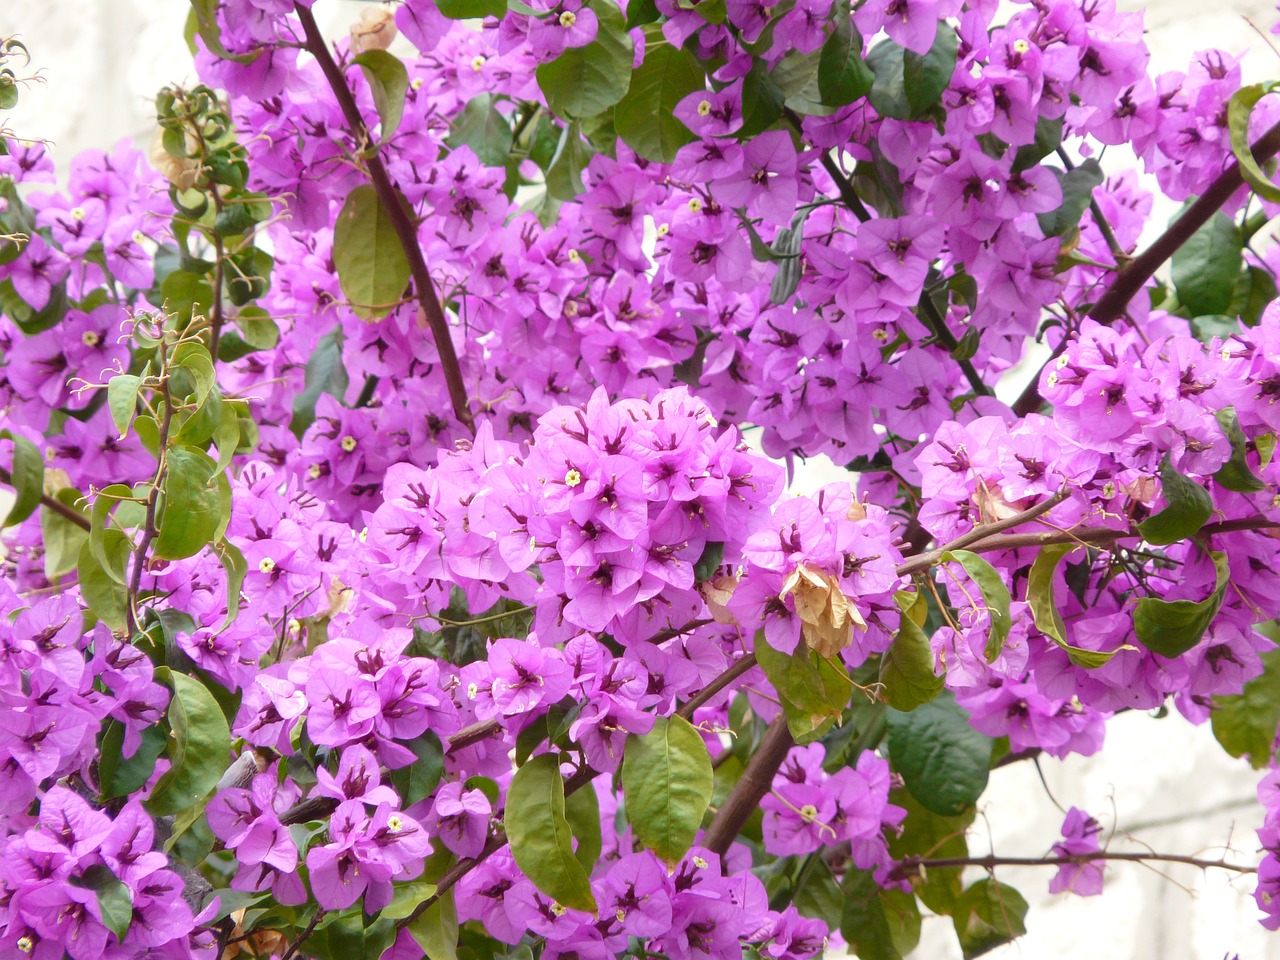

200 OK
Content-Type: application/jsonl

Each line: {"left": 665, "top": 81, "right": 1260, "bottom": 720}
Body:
{"left": 4, "top": 0, "right": 1280, "bottom": 955}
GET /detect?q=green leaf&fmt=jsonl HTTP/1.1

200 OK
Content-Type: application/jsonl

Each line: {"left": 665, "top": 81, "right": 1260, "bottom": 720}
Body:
{"left": 625, "top": 0, "right": 660, "bottom": 28}
{"left": 408, "top": 888, "right": 459, "bottom": 960}
{"left": 1, "top": 429, "right": 43, "bottom": 527}
{"left": 107, "top": 374, "right": 143, "bottom": 438}
{"left": 147, "top": 667, "right": 232, "bottom": 817}
{"left": 818, "top": 15, "right": 873, "bottom": 107}
{"left": 89, "top": 483, "right": 135, "bottom": 585}
{"left": 210, "top": 538, "right": 247, "bottom": 631}
{"left": 867, "top": 25, "right": 956, "bottom": 121}
{"left": 693, "top": 540, "right": 725, "bottom": 584}
{"left": 505, "top": 754, "right": 597, "bottom": 912}
{"left": 354, "top": 50, "right": 409, "bottom": 139}
{"left": 40, "top": 487, "right": 87, "bottom": 580}
{"left": 1214, "top": 408, "right": 1267, "bottom": 493}
{"left": 621, "top": 715, "right": 713, "bottom": 864}
{"left": 1012, "top": 117, "right": 1064, "bottom": 173}
{"left": 536, "top": 1, "right": 633, "bottom": 120}
{"left": 187, "top": 0, "right": 261, "bottom": 63}
{"left": 1027, "top": 543, "right": 1124, "bottom": 668}
{"left": 614, "top": 32, "right": 703, "bottom": 163}
{"left": 887, "top": 692, "right": 990, "bottom": 817}
{"left": 563, "top": 778, "right": 603, "bottom": 875}
{"left": 878, "top": 592, "right": 944, "bottom": 711}
{"left": 390, "top": 733, "right": 446, "bottom": 806}
{"left": 333, "top": 183, "right": 412, "bottom": 320}
{"left": 886, "top": 790, "right": 974, "bottom": 915}
{"left": 70, "top": 864, "right": 133, "bottom": 941}
{"left": 952, "top": 879, "right": 1028, "bottom": 959}
{"left": 794, "top": 857, "right": 844, "bottom": 931}
{"left": 736, "top": 60, "right": 786, "bottom": 139}
{"left": 1170, "top": 210, "right": 1243, "bottom": 317}
{"left": 154, "top": 445, "right": 229, "bottom": 561}
{"left": 754, "top": 631, "right": 853, "bottom": 742}
{"left": 98, "top": 721, "right": 167, "bottom": 800}
{"left": 308, "top": 912, "right": 396, "bottom": 960}
{"left": 382, "top": 879, "right": 438, "bottom": 921}
{"left": 1037, "top": 159, "right": 1103, "bottom": 238}
{"left": 449, "top": 94, "right": 516, "bottom": 168}
{"left": 1138, "top": 455, "right": 1214, "bottom": 546}
{"left": 769, "top": 49, "right": 835, "bottom": 117}
{"left": 291, "top": 325, "right": 350, "bottom": 438}
{"left": 544, "top": 122, "right": 595, "bottom": 201}
{"left": 437, "top": 0, "right": 507, "bottom": 17}
{"left": 1225, "top": 264, "right": 1278, "bottom": 329}
{"left": 939, "top": 550, "right": 1012, "bottom": 662}
{"left": 840, "top": 867, "right": 922, "bottom": 960}
{"left": 1212, "top": 646, "right": 1280, "bottom": 768}
{"left": 171, "top": 341, "right": 217, "bottom": 410}
{"left": 1132, "top": 550, "right": 1230, "bottom": 658}
{"left": 1228, "top": 83, "right": 1280, "bottom": 204}
{"left": 78, "top": 531, "right": 130, "bottom": 631}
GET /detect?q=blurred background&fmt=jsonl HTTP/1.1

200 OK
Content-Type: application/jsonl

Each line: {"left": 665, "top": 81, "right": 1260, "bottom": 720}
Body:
{"left": 2, "top": 0, "right": 1280, "bottom": 956}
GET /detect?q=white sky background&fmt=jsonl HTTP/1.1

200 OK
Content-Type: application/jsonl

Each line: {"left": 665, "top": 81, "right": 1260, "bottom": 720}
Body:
{"left": 3, "top": 0, "right": 1280, "bottom": 957}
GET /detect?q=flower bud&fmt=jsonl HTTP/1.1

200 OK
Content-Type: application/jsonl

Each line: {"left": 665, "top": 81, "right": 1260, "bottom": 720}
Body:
{"left": 350, "top": 6, "right": 397, "bottom": 53}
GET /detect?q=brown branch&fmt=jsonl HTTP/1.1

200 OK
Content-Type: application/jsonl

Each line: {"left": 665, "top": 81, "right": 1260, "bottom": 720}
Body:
{"left": 126, "top": 370, "right": 173, "bottom": 637}
{"left": 888, "top": 849, "right": 1256, "bottom": 884}
{"left": 292, "top": 3, "right": 473, "bottom": 430}
{"left": 279, "top": 907, "right": 325, "bottom": 960}
{"left": 677, "top": 653, "right": 758, "bottom": 720}
{"left": 959, "top": 514, "right": 1280, "bottom": 558}
{"left": 703, "top": 715, "right": 794, "bottom": 856}
{"left": 895, "top": 489, "right": 1069, "bottom": 577}
{"left": 0, "top": 465, "right": 90, "bottom": 532}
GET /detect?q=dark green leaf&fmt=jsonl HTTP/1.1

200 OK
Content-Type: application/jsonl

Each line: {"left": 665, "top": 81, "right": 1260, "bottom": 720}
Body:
{"left": 291, "top": 326, "right": 350, "bottom": 438}
{"left": 154, "top": 445, "right": 229, "bottom": 560}
{"left": 793, "top": 858, "right": 843, "bottom": 931}
{"left": 737, "top": 60, "right": 785, "bottom": 139}
{"left": 769, "top": 49, "right": 835, "bottom": 116}
{"left": 754, "top": 631, "right": 853, "bottom": 742}
{"left": 621, "top": 715, "right": 713, "bottom": 864}
{"left": 878, "top": 592, "right": 943, "bottom": 711}
{"left": 1212, "top": 646, "right": 1280, "bottom": 768}
{"left": 1170, "top": 210, "right": 1243, "bottom": 317}
{"left": 867, "top": 24, "right": 956, "bottom": 121}
{"left": 333, "top": 183, "right": 411, "bottom": 320}
{"left": 536, "top": 1, "right": 633, "bottom": 120}
{"left": 1133, "top": 550, "right": 1229, "bottom": 658}
{"left": 886, "top": 790, "right": 973, "bottom": 915}
{"left": 939, "top": 550, "right": 1012, "bottom": 662}
{"left": 389, "top": 732, "right": 446, "bottom": 807}
{"left": 1138, "top": 455, "right": 1213, "bottom": 545}
{"left": 1, "top": 429, "right": 43, "bottom": 527}
{"left": 449, "top": 94, "right": 516, "bottom": 168}
{"left": 98, "top": 721, "right": 167, "bottom": 800}
{"left": 505, "top": 754, "right": 597, "bottom": 912}
{"left": 694, "top": 541, "right": 725, "bottom": 584}
{"left": 70, "top": 864, "right": 133, "bottom": 941}
{"left": 147, "top": 667, "right": 232, "bottom": 817}
{"left": 840, "top": 867, "right": 922, "bottom": 960}
{"left": 355, "top": 50, "right": 409, "bottom": 139}
{"left": 1012, "top": 117, "right": 1064, "bottom": 173}
{"left": 818, "top": 16, "right": 873, "bottom": 107}
{"left": 952, "top": 879, "right": 1028, "bottom": 959}
{"left": 887, "top": 692, "right": 990, "bottom": 817}
{"left": 615, "top": 32, "right": 703, "bottom": 163}
{"left": 625, "top": 0, "right": 660, "bottom": 28}
{"left": 1214, "top": 407, "right": 1267, "bottom": 493}
{"left": 1037, "top": 159, "right": 1103, "bottom": 238}
{"left": 437, "top": 0, "right": 507, "bottom": 18}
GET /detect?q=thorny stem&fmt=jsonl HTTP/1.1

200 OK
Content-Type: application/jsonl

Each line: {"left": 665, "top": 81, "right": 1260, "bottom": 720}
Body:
{"left": 293, "top": 3, "right": 474, "bottom": 430}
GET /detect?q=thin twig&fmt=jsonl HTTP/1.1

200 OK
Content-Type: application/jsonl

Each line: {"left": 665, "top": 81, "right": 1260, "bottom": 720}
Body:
{"left": 279, "top": 907, "right": 325, "bottom": 960}
{"left": 888, "top": 849, "right": 1257, "bottom": 884}
{"left": 292, "top": 3, "right": 473, "bottom": 429}
{"left": 0, "top": 465, "right": 90, "bottom": 531}
{"left": 677, "top": 653, "right": 758, "bottom": 720}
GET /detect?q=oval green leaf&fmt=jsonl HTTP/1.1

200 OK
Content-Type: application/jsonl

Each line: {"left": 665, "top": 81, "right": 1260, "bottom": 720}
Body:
{"left": 886, "top": 692, "right": 990, "bottom": 817}
{"left": 333, "top": 184, "right": 412, "bottom": 321}
{"left": 505, "top": 754, "right": 598, "bottom": 913}
{"left": 615, "top": 32, "right": 703, "bottom": 163}
{"left": 621, "top": 715, "right": 713, "bottom": 865}
{"left": 146, "top": 667, "right": 232, "bottom": 817}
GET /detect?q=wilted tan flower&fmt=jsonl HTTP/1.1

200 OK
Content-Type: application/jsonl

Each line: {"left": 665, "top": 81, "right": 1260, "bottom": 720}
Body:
{"left": 779, "top": 564, "right": 866, "bottom": 659}
{"left": 350, "top": 6, "right": 397, "bottom": 53}
{"left": 147, "top": 127, "right": 200, "bottom": 191}
{"left": 700, "top": 573, "right": 740, "bottom": 625}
